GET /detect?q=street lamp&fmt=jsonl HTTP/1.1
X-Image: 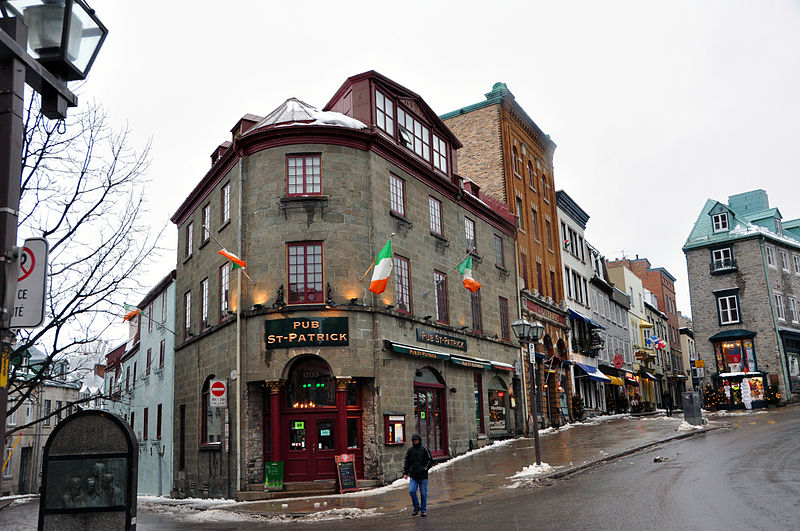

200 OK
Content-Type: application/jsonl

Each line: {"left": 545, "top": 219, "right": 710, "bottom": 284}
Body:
{"left": 512, "top": 318, "right": 545, "bottom": 465}
{"left": 0, "top": 0, "right": 105, "bottom": 466}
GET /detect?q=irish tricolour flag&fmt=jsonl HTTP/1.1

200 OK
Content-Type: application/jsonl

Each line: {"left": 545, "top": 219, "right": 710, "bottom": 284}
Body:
{"left": 368, "top": 238, "right": 393, "bottom": 294}
{"left": 457, "top": 256, "right": 481, "bottom": 292}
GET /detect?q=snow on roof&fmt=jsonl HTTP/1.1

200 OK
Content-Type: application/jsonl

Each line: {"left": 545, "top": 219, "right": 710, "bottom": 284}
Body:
{"left": 250, "top": 98, "right": 366, "bottom": 132}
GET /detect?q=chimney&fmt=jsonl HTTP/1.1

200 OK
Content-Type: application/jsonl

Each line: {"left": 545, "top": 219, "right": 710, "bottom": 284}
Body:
{"left": 95, "top": 364, "right": 105, "bottom": 378}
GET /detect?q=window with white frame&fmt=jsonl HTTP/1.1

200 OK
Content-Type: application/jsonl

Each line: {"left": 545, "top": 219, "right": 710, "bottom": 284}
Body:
{"left": 712, "top": 247, "right": 733, "bottom": 270}
{"left": 428, "top": 197, "right": 442, "bottom": 235}
{"left": 184, "top": 291, "right": 192, "bottom": 338}
{"left": 432, "top": 134, "right": 447, "bottom": 172}
{"left": 287, "top": 154, "right": 322, "bottom": 196}
{"left": 465, "top": 217, "right": 476, "bottom": 251}
{"left": 161, "top": 292, "right": 167, "bottom": 323}
{"left": 390, "top": 174, "right": 405, "bottom": 216}
{"left": 780, "top": 250, "right": 790, "bottom": 271}
{"left": 789, "top": 296, "right": 799, "bottom": 323}
{"left": 717, "top": 293, "right": 740, "bottom": 324}
{"left": 375, "top": 90, "right": 394, "bottom": 134}
{"left": 494, "top": 235, "right": 504, "bottom": 268}
{"left": 3, "top": 449, "right": 11, "bottom": 477}
{"left": 393, "top": 255, "right": 411, "bottom": 314}
{"left": 7, "top": 399, "right": 16, "bottom": 426}
{"left": 774, "top": 292, "right": 786, "bottom": 320}
{"left": 221, "top": 182, "right": 231, "bottom": 224}
{"left": 397, "top": 108, "right": 430, "bottom": 160}
{"left": 712, "top": 212, "right": 729, "bottom": 232}
{"left": 220, "top": 262, "right": 230, "bottom": 318}
{"left": 201, "top": 278, "right": 209, "bottom": 328}
{"left": 516, "top": 197, "right": 524, "bottom": 230}
{"left": 185, "top": 222, "right": 193, "bottom": 258}
{"left": 794, "top": 254, "right": 800, "bottom": 275}
{"left": 766, "top": 245, "right": 776, "bottom": 267}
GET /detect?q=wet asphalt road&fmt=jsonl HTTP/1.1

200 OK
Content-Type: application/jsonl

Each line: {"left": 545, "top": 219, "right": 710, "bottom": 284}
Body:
{"left": 3, "top": 407, "right": 798, "bottom": 530}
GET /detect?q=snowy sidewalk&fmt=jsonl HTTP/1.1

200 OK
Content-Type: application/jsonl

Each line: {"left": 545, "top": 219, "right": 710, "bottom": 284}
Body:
{"left": 139, "top": 412, "right": 722, "bottom": 523}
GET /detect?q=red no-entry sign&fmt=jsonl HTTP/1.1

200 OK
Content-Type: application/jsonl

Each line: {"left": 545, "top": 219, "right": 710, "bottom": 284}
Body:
{"left": 209, "top": 379, "right": 227, "bottom": 407}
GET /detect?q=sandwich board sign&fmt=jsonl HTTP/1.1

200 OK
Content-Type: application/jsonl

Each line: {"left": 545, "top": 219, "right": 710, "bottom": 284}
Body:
{"left": 209, "top": 379, "right": 227, "bottom": 408}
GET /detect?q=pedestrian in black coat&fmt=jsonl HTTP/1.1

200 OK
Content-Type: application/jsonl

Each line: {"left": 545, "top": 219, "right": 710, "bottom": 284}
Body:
{"left": 403, "top": 433, "right": 433, "bottom": 517}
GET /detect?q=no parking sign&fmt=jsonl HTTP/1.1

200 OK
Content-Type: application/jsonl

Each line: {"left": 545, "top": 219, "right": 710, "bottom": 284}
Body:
{"left": 11, "top": 238, "right": 48, "bottom": 329}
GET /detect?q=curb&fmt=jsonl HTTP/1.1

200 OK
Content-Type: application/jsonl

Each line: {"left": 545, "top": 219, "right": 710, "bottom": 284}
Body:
{"left": 541, "top": 425, "right": 725, "bottom": 481}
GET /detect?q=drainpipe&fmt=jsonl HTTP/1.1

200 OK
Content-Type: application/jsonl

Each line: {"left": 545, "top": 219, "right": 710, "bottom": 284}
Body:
{"left": 513, "top": 240, "right": 530, "bottom": 435}
{"left": 235, "top": 151, "right": 244, "bottom": 493}
{"left": 759, "top": 237, "right": 791, "bottom": 399}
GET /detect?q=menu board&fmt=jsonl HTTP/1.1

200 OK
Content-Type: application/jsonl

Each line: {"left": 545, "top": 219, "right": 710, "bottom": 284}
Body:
{"left": 335, "top": 453, "right": 358, "bottom": 493}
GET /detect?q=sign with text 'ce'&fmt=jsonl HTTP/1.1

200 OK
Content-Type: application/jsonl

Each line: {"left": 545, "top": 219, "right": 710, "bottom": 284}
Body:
{"left": 209, "top": 379, "right": 227, "bottom": 408}
{"left": 11, "top": 238, "right": 49, "bottom": 329}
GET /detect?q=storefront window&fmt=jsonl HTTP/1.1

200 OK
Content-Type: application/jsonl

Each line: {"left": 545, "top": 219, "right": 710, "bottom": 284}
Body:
{"left": 788, "top": 353, "right": 800, "bottom": 392}
{"left": 286, "top": 358, "right": 335, "bottom": 408}
{"left": 317, "top": 420, "right": 335, "bottom": 450}
{"left": 347, "top": 418, "right": 360, "bottom": 448}
{"left": 289, "top": 420, "right": 306, "bottom": 450}
{"left": 715, "top": 339, "right": 757, "bottom": 373}
{"left": 488, "top": 377, "right": 509, "bottom": 432}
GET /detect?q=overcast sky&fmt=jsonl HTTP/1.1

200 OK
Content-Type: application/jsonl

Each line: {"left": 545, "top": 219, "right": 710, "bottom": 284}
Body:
{"left": 75, "top": 0, "right": 800, "bottom": 326}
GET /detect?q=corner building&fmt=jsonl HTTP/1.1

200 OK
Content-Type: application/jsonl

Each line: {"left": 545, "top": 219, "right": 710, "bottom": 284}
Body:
{"left": 442, "top": 83, "right": 570, "bottom": 427}
{"left": 171, "top": 71, "right": 521, "bottom": 498}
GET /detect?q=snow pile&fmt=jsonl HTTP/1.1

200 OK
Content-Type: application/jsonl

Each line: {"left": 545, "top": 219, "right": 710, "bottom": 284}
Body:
{"left": 180, "top": 509, "right": 267, "bottom": 523}
{"left": 255, "top": 97, "right": 366, "bottom": 131}
{"left": 429, "top": 437, "right": 516, "bottom": 473}
{"left": 301, "top": 507, "right": 379, "bottom": 521}
{"left": 339, "top": 476, "right": 408, "bottom": 498}
{"left": 509, "top": 462, "right": 555, "bottom": 479}
{"left": 676, "top": 421, "right": 705, "bottom": 431}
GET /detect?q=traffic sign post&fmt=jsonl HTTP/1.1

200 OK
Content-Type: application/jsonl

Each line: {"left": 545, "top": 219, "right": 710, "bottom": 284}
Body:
{"left": 11, "top": 237, "right": 48, "bottom": 329}
{"left": 209, "top": 379, "right": 228, "bottom": 408}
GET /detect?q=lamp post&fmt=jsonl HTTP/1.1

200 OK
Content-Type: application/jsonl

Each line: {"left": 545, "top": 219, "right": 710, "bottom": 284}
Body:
{"left": 0, "top": 0, "right": 106, "bottom": 461}
{"left": 512, "top": 318, "right": 545, "bottom": 465}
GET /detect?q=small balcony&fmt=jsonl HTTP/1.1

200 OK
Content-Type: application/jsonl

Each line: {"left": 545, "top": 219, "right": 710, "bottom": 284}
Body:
{"left": 710, "top": 258, "right": 737, "bottom": 274}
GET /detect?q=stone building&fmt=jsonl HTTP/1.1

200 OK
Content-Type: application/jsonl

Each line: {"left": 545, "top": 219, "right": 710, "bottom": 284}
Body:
{"left": 169, "top": 71, "right": 520, "bottom": 498}
{"left": 442, "top": 83, "right": 570, "bottom": 428}
{"left": 683, "top": 189, "right": 800, "bottom": 408}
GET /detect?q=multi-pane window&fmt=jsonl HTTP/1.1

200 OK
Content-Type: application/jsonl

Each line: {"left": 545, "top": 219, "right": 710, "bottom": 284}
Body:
{"left": 712, "top": 213, "right": 729, "bottom": 232}
{"left": 288, "top": 242, "right": 324, "bottom": 304}
{"left": 375, "top": 90, "right": 394, "bottom": 133}
{"left": 44, "top": 400, "right": 51, "bottom": 426}
{"left": 221, "top": 182, "right": 231, "bottom": 224}
{"left": 774, "top": 292, "right": 786, "bottom": 320}
{"left": 432, "top": 134, "right": 447, "bottom": 172}
{"left": 287, "top": 154, "right": 321, "bottom": 196}
{"left": 143, "top": 407, "right": 149, "bottom": 440}
{"left": 780, "top": 250, "right": 789, "bottom": 271}
{"left": 219, "top": 262, "right": 230, "bottom": 318}
{"left": 7, "top": 399, "right": 16, "bottom": 426}
{"left": 789, "top": 297, "right": 799, "bottom": 323}
{"left": 397, "top": 108, "right": 430, "bottom": 160}
{"left": 512, "top": 146, "right": 520, "bottom": 175}
{"left": 465, "top": 217, "right": 476, "bottom": 251}
{"left": 184, "top": 291, "right": 192, "bottom": 338}
{"left": 541, "top": 175, "right": 548, "bottom": 202}
{"left": 159, "top": 339, "right": 165, "bottom": 368}
{"left": 161, "top": 292, "right": 167, "bottom": 323}
{"left": 393, "top": 255, "right": 411, "bottom": 314}
{"left": 201, "top": 278, "right": 209, "bottom": 328}
{"left": 794, "top": 254, "right": 800, "bottom": 274}
{"left": 717, "top": 294, "right": 740, "bottom": 324}
{"left": 712, "top": 248, "right": 734, "bottom": 270}
{"left": 390, "top": 174, "right": 405, "bottom": 216}
{"left": 766, "top": 245, "right": 775, "bottom": 267}
{"left": 185, "top": 222, "right": 193, "bottom": 258}
{"left": 434, "top": 270, "right": 449, "bottom": 324}
{"left": 428, "top": 197, "right": 442, "bottom": 235}
{"left": 494, "top": 235, "right": 504, "bottom": 268}
{"left": 201, "top": 203, "right": 210, "bottom": 242}
{"left": 545, "top": 219, "right": 553, "bottom": 249}
{"left": 528, "top": 161, "right": 535, "bottom": 188}
{"left": 499, "top": 297, "right": 510, "bottom": 341}
{"left": 471, "top": 289, "right": 483, "bottom": 333}
{"left": 147, "top": 304, "right": 153, "bottom": 333}
{"left": 531, "top": 207, "right": 539, "bottom": 240}
{"left": 516, "top": 197, "right": 524, "bottom": 230}
{"left": 146, "top": 348, "right": 152, "bottom": 375}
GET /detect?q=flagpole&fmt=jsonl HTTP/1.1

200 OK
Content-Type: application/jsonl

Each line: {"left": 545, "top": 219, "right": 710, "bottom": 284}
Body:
{"left": 423, "top": 249, "right": 472, "bottom": 298}
{"left": 360, "top": 233, "right": 394, "bottom": 282}
{"left": 209, "top": 232, "right": 255, "bottom": 284}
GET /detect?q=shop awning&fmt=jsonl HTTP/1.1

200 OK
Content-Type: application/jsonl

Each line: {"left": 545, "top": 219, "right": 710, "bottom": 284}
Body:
{"left": 450, "top": 355, "right": 491, "bottom": 370}
{"left": 708, "top": 329, "right": 756, "bottom": 341}
{"left": 574, "top": 362, "right": 611, "bottom": 383}
{"left": 641, "top": 371, "right": 657, "bottom": 380}
{"left": 607, "top": 376, "right": 624, "bottom": 386}
{"left": 625, "top": 377, "right": 639, "bottom": 386}
{"left": 385, "top": 341, "right": 450, "bottom": 360}
{"left": 717, "top": 371, "right": 764, "bottom": 378}
{"left": 491, "top": 361, "right": 515, "bottom": 372}
{"left": 568, "top": 309, "right": 606, "bottom": 330}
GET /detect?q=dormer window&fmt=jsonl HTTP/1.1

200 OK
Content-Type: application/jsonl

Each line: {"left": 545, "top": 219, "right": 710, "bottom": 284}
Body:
{"left": 712, "top": 212, "right": 729, "bottom": 232}
{"left": 375, "top": 90, "right": 394, "bottom": 134}
{"left": 776, "top": 218, "right": 782, "bottom": 235}
{"left": 397, "top": 108, "right": 430, "bottom": 161}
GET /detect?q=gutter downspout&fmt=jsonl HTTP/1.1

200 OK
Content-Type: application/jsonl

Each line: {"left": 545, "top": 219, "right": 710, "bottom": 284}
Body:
{"left": 759, "top": 237, "right": 791, "bottom": 399}
{"left": 235, "top": 151, "right": 244, "bottom": 493}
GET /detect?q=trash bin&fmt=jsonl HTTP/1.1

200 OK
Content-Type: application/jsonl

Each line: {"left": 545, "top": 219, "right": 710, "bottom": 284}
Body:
{"left": 682, "top": 392, "right": 703, "bottom": 425}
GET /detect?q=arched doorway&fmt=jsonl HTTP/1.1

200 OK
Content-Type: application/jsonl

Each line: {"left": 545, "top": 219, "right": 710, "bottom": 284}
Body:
{"left": 282, "top": 356, "right": 338, "bottom": 482}
{"left": 488, "top": 377, "right": 510, "bottom": 434}
{"left": 413, "top": 367, "right": 447, "bottom": 457}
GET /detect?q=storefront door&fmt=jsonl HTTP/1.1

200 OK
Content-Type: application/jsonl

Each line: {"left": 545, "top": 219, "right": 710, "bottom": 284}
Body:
{"left": 285, "top": 415, "right": 338, "bottom": 482}
{"left": 413, "top": 385, "right": 446, "bottom": 456}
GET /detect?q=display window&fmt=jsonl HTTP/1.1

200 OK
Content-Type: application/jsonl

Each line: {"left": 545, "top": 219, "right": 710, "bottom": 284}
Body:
{"left": 488, "top": 377, "right": 509, "bottom": 432}
{"left": 714, "top": 339, "right": 757, "bottom": 373}
{"left": 720, "top": 376, "right": 763, "bottom": 406}
{"left": 286, "top": 358, "right": 335, "bottom": 408}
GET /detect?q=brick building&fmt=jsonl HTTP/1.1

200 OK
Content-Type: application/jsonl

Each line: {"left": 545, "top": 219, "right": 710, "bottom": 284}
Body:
{"left": 170, "top": 72, "right": 521, "bottom": 498}
{"left": 684, "top": 189, "right": 800, "bottom": 408}
{"left": 442, "top": 83, "right": 570, "bottom": 427}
